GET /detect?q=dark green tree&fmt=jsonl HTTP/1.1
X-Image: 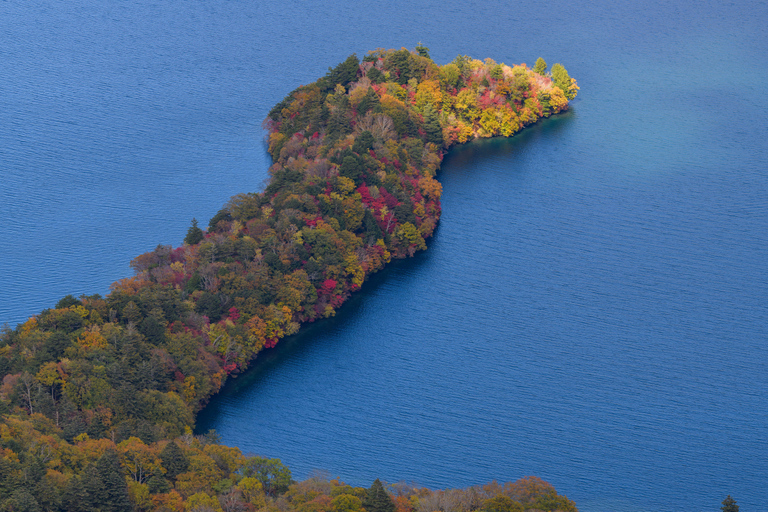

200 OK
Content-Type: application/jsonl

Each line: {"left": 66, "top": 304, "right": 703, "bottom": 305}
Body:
{"left": 721, "top": 495, "right": 739, "bottom": 512}
{"left": 533, "top": 57, "right": 547, "bottom": 75}
{"left": 1, "top": 489, "right": 41, "bottom": 512}
{"left": 362, "top": 479, "right": 395, "bottom": 512}
{"left": 422, "top": 104, "right": 443, "bottom": 146}
{"left": 55, "top": 294, "right": 83, "bottom": 310}
{"left": 415, "top": 42, "right": 431, "bottom": 60}
{"left": 184, "top": 218, "right": 205, "bottom": 245}
{"left": 196, "top": 292, "right": 224, "bottom": 323}
{"left": 160, "top": 440, "right": 189, "bottom": 481}
{"left": 86, "top": 450, "right": 132, "bottom": 512}
{"left": 323, "top": 54, "right": 360, "bottom": 91}
{"left": 208, "top": 208, "right": 233, "bottom": 231}
{"left": 147, "top": 475, "right": 172, "bottom": 494}
{"left": 61, "top": 475, "right": 90, "bottom": 512}
{"left": 352, "top": 131, "right": 375, "bottom": 155}
{"left": 367, "top": 67, "right": 384, "bottom": 84}
{"left": 384, "top": 49, "right": 413, "bottom": 85}
{"left": 339, "top": 155, "right": 363, "bottom": 184}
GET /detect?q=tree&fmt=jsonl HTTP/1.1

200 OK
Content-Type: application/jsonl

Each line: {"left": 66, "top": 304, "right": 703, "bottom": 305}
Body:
{"left": 363, "top": 479, "right": 395, "bottom": 512}
{"left": 241, "top": 456, "right": 292, "bottom": 497}
{"left": 55, "top": 294, "right": 83, "bottom": 309}
{"left": 339, "top": 155, "right": 363, "bottom": 184}
{"left": 550, "top": 63, "right": 579, "bottom": 100}
{"left": 185, "top": 218, "right": 205, "bottom": 245}
{"left": 422, "top": 104, "right": 443, "bottom": 146}
{"left": 332, "top": 494, "right": 364, "bottom": 512}
{"left": 384, "top": 49, "right": 413, "bottom": 85}
{"left": 1, "top": 489, "right": 42, "bottom": 512}
{"left": 160, "top": 440, "right": 189, "bottom": 481}
{"left": 352, "top": 131, "right": 375, "bottom": 155}
{"left": 533, "top": 57, "right": 547, "bottom": 75}
{"left": 439, "top": 63, "right": 461, "bottom": 90}
{"left": 415, "top": 42, "right": 431, "bottom": 60}
{"left": 481, "top": 495, "right": 523, "bottom": 512}
{"left": 722, "top": 495, "right": 739, "bottom": 512}
{"left": 324, "top": 54, "right": 360, "bottom": 91}
{"left": 89, "top": 450, "right": 133, "bottom": 512}
{"left": 118, "top": 436, "right": 163, "bottom": 484}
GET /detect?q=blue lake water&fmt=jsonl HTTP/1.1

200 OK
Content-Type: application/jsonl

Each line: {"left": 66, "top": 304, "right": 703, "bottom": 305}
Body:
{"left": 2, "top": 1, "right": 767, "bottom": 510}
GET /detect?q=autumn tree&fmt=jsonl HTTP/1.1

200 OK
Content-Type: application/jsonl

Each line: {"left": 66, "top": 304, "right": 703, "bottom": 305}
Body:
{"left": 481, "top": 495, "right": 524, "bottom": 512}
{"left": 241, "top": 456, "right": 292, "bottom": 497}
{"left": 533, "top": 57, "right": 547, "bottom": 75}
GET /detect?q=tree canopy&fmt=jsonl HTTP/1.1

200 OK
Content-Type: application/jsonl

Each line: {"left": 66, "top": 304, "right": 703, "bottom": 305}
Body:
{"left": 0, "top": 46, "right": 578, "bottom": 511}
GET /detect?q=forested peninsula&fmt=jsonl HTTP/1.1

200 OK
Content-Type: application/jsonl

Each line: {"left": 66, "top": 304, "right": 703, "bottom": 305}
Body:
{"left": 0, "top": 47, "right": 579, "bottom": 511}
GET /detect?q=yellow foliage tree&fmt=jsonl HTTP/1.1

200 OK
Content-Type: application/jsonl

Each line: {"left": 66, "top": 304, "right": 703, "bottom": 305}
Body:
{"left": 415, "top": 80, "right": 443, "bottom": 111}
{"left": 77, "top": 329, "right": 107, "bottom": 351}
{"left": 237, "top": 476, "right": 267, "bottom": 508}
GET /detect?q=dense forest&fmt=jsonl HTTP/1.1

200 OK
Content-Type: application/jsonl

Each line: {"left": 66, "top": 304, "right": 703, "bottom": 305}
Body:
{"left": 0, "top": 46, "right": 579, "bottom": 511}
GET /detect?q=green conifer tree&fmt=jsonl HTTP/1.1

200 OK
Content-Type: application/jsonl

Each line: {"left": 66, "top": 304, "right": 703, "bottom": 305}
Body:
{"left": 415, "top": 42, "right": 431, "bottom": 60}
{"left": 550, "top": 63, "right": 577, "bottom": 100}
{"left": 160, "top": 440, "right": 189, "bottom": 481}
{"left": 721, "top": 495, "right": 739, "bottom": 512}
{"left": 423, "top": 104, "right": 443, "bottom": 146}
{"left": 1, "top": 489, "right": 42, "bottom": 512}
{"left": 363, "top": 478, "right": 396, "bottom": 512}
{"left": 184, "top": 218, "right": 204, "bottom": 245}
{"left": 533, "top": 57, "right": 547, "bottom": 75}
{"left": 94, "top": 450, "right": 132, "bottom": 512}
{"left": 61, "top": 475, "right": 90, "bottom": 512}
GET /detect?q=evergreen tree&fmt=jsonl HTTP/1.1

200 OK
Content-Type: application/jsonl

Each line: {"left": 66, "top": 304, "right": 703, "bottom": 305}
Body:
{"left": 415, "top": 42, "right": 431, "bottom": 60}
{"left": 533, "top": 57, "right": 547, "bottom": 75}
{"left": 339, "top": 155, "right": 363, "bottom": 184}
{"left": 1, "top": 489, "right": 41, "bottom": 512}
{"left": 367, "top": 67, "right": 384, "bottom": 84}
{"left": 352, "top": 131, "right": 375, "bottom": 155}
{"left": 423, "top": 104, "right": 443, "bottom": 146}
{"left": 323, "top": 54, "right": 360, "bottom": 92}
{"left": 160, "top": 440, "right": 189, "bottom": 481}
{"left": 61, "top": 475, "right": 90, "bottom": 512}
{"left": 384, "top": 49, "right": 413, "bottom": 85}
{"left": 550, "top": 63, "right": 578, "bottom": 100}
{"left": 147, "top": 475, "right": 172, "bottom": 494}
{"left": 184, "top": 218, "right": 204, "bottom": 245}
{"left": 92, "top": 450, "right": 132, "bottom": 512}
{"left": 721, "top": 495, "right": 739, "bottom": 512}
{"left": 363, "top": 478, "right": 395, "bottom": 512}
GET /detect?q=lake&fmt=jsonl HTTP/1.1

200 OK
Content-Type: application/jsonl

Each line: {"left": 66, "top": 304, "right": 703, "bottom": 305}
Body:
{"left": 2, "top": 0, "right": 767, "bottom": 510}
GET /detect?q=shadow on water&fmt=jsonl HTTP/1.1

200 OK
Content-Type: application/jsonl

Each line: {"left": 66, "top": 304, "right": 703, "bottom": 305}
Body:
{"left": 195, "top": 108, "right": 575, "bottom": 433}
{"left": 440, "top": 108, "right": 575, "bottom": 171}
{"left": 195, "top": 248, "right": 435, "bottom": 432}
